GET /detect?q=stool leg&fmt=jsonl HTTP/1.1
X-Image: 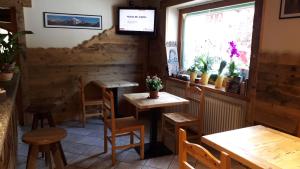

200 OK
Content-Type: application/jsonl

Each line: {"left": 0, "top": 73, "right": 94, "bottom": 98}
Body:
{"left": 130, "top": 131, "right": 134, "bottom": 144}
{"left": 47, "top": 112, "right": 56, "bottom": 127}
{"left": 50, "top": 143, "right": 64, "bottom": 169}
{"left": 58, "top": 142, "right": 67, "bottom": 166}
{"left": 45, "top": 151, "right": 52, "bottom": 169}
{"left": 26, "top": 145, "right": 39, "bottom": 169}
{"left": 41, "top": 118, "right": 44, "bottom": 128}
{"left": 31, "top": 115, "right": 38, "bottom": 130}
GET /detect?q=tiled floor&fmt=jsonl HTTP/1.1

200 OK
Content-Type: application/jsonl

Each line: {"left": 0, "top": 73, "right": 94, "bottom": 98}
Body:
{"left": 17, "top": 118, "right": 246, "bottom": 169}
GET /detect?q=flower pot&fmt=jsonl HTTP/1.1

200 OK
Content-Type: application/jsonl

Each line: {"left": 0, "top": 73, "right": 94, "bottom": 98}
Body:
{"left": 149, "top": 91, "right": 159, "bottom": 99}
{"left": 223, "top": 77, "right": 232, "bottom": 87}
{"left": 0, "top": 72, "right": 14, "bottom": 81}
{"left": 201, "top": 73, "right": 210, "bottom": 85}
{"left": 190, "top": 72, "right": 197, "bottom": 83}
{"left": 215, "top": 76, "right": 224, "bottom": 89}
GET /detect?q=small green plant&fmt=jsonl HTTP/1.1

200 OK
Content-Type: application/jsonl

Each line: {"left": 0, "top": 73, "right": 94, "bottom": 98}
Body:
{"left": 228, "top": 61, "right": 239, "bottom": 78}
{"left": 187, "top": 65, "right": 199, "bottom": 73}
{"left": 0, "top": 30, "right": 32, "bottom": 72}
{"left": 195, "top": 55, "right": 212, "bottom": 74}
{"left": 218, "top": 60, "right": 227, "bottom": 76}
{"left": 146, "top": 75, "right": 163, "bottom": 91}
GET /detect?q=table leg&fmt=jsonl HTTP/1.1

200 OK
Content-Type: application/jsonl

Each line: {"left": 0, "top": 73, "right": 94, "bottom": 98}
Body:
{"left": 135, "top": 108, "right": 172, "bottom": 159}
{"left": 111, "top": 88, "right": 121, "bottom": 117}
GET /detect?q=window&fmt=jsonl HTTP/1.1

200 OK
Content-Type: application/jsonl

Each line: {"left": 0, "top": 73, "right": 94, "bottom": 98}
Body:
{"left": 180, "top": 2, "right": 255, "bottom": 76}
{"left": 0, "top": 28, "right": 9, "bottom": 53}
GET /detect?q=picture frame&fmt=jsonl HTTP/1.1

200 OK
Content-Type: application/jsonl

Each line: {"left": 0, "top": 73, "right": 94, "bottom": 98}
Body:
{"left": 280, "top": 0, "right": 300, "bottom": 19}
{"left": 43, "top": 12, "right": 102, "bottom": 30}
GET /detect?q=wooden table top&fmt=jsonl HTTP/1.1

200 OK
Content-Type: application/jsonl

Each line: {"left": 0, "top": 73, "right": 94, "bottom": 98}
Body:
{"left": 123, "top": 92, "right": 189, "bottom": 109}
{"left": 95, "top": 80, "right": 139, "bottom": 88}
{"left": 202, "top": 125, "right": 300, "bottom": 169}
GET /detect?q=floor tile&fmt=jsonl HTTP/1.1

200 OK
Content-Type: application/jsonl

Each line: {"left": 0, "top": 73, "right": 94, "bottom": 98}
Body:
{"left": 145, "top": 155, "right": 174, "bottom": 169}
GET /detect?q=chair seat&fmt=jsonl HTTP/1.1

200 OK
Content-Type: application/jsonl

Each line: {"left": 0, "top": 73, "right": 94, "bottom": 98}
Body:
{"left": 23, "top": 128, "right": 67, "bottom": 145}
{"left": 107, "top": 116, "right": 144, "bottom": 131}
{"left": 164, "top": 112, "right": 199, "bottom": 124}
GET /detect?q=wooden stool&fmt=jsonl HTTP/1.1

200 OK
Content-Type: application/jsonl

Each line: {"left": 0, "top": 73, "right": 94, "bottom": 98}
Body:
{"left": 26, "top": 103, "right": 56, "bottom": 130}
{"left": 26, "top": 103, "right": 67, "bottom": 165}
{"left": 23, "top": 128, "right": 67, "bottom": 169}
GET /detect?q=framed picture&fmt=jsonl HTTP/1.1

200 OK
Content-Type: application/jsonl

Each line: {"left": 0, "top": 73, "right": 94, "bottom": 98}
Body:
{"left": 43, "top": 12, "right": 102, "bottom": 30}
{"left": 280, "top": 0, "right": 300, "bottom": 19}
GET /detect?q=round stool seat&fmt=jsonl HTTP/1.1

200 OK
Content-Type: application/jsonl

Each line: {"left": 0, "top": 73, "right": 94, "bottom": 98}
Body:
{"left": 23, "top": 128, "right": 66, "bottom": 145}
{"left": 26, "top": 103, "right": 56, "bottom": 114}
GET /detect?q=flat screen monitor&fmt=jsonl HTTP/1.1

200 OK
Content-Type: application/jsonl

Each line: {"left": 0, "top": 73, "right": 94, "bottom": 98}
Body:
{"left": 116, "top": 7, "right": 156, "bottom": 36}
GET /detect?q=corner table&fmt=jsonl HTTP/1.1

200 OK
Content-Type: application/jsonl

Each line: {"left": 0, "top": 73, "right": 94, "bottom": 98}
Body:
{"left": 123, "top": 92, "right": 189, "bottom": 158}
{"left": 95, "top": 80, "right": 139, "bottom": 117}
{"left": 202, "top": 125, "right": 300, "bottom": 169}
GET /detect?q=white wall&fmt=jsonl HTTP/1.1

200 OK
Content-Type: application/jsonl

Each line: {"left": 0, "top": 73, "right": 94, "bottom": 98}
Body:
{"left": 24, "top": 0, "right": 127, "bottom": 48}
{"left": 260, "top": 0, "right": 300, "bottom": 53}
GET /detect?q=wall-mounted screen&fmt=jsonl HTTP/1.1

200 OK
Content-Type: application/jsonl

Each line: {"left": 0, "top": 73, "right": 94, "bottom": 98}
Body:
{"left": 116, "top": 7, "right": 156, "bottom": 36}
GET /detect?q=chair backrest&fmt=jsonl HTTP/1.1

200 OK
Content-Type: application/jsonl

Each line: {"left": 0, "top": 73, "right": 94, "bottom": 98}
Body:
{"left": 185, "top": 85, "right": 204, "bottom": 120}
{"left": 79, "top": 76, "right": 103, "bottom": 102}
{"left": 102, "top": 88, "right": 116, "bottom": 130}
{"left": 179, "top": 129, "right": 230, "bottom": 169}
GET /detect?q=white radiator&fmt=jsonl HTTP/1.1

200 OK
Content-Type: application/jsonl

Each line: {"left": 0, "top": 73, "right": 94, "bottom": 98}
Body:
{"left": 166, "top": 79, "right": 247, "bottom": 135}
{"left": 203, "top": 93, "right": 247, "bottom": 135}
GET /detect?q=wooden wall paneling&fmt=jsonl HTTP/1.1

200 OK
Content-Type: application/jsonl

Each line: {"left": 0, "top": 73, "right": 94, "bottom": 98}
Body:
{"left": 24, "top": 27, "right": 148, "bottom": 123}
{"left": 253, "top": 52, "right": 300, "bottom": 136}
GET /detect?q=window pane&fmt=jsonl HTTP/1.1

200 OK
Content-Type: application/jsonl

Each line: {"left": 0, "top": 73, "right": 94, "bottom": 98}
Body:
{"left": 182, "top": 3, "right": 255, "bottom": 74}
{"left": 0, "top": 28, "right": 9, "bottom": 54}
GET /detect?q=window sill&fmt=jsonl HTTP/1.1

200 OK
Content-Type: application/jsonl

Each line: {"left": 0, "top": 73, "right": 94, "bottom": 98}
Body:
{"left": 167, "top": 77, "right": 249, "bottom": 102}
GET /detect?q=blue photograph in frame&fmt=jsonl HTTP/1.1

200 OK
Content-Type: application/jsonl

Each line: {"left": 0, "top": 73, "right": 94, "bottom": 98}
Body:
{"left": 43, "top": 12, "right": 102, "bottom": 30}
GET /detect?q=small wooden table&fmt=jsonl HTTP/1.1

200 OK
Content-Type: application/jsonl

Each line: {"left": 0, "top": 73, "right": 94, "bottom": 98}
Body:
{"left": 124, "top": 92, "right": 189, "bottom": 158}
{"left": 202, "top": 125, "right": 300, "bottom": 169}
{"left": 95, "top": 80, "right": 139, "bottom": 117}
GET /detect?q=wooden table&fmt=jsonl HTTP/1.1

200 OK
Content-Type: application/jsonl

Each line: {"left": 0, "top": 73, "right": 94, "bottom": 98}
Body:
{"left": 202, "top": 125, "right": 300, "bottom": 169}
{"left": 124, "top": 92, "right": 189, "bottom": 158}
{"left": 95, "top": 80, "right": 139, "bottom": 117}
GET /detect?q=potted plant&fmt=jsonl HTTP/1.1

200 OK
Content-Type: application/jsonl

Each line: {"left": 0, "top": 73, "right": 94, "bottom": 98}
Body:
{"left": 196, "top": 56, "right": 211, "bottom": 85}
{"left": 215, "top": 60, "right": 227, "bottom": 88}
{"left": 224, "top": 41, "right": 241, "bottom": 89}
{"left": 146, "top": 75, "right": 163, "bottom": 99}
{"left": 187, "top": 65, "right": 199, "bottom": 83}
{"left": 223, "top": 60, "right": 239, "bottom": 86}
{"left": 0, "top": 31, "right": 32, "bottom": 81}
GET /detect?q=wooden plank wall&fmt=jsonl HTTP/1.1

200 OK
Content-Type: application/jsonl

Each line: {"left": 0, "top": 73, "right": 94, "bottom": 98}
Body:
{"left": 253, "top": 52, "right": 300, "bottom": 135}
{"left": 24, "top": 27, "right": 148, "bottom": 123}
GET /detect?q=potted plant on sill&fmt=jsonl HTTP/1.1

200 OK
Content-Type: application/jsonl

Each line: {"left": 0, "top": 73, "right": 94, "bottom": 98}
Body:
{"left": 146, "top": 75, "right": 163, "bottom": 99}
{"left": 187, "top": 65, "right": 199, "bottom": 83}
{"left": 196, "top": 56, "right": 211, "bottom": 85}
{"left": 215, "top": 60, "right": 227, "bottom": 88}
{"left": 224, "top": 41, "right": 242, "bottom": 92}
{"left": 223, "top": 60, "right": 239, "bottom": 86}
{"left": 0, "top": 31, "right": 32, "bottom": 81}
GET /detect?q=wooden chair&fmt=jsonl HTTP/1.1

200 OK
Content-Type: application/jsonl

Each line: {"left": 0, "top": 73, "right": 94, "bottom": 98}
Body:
{"left": 162, "top": 85, "right": 203, "bottom": 153}
{"left": 179, "top": 128, "right": 230, "bottom": 169}
{"left": 79, "top": 76, "right": 103, "bottom": 127}
{"left": 102, "top": 88, "right": 144, "bottom": 165}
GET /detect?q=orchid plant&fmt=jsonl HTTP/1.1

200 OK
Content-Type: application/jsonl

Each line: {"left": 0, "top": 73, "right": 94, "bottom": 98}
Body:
{"left": 227, "top": 41, "right": 240, "bottom": 78}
